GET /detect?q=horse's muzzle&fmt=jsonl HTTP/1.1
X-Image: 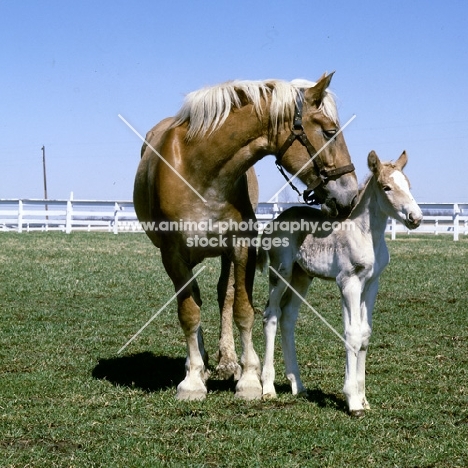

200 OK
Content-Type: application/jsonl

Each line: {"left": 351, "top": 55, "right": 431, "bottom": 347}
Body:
{"left": 405, "top": 212, "right": 423, "bottom": 229}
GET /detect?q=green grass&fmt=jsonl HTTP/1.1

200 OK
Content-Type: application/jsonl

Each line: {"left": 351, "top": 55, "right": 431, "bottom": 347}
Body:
{"left": 0, "top": 232, "right": 467, "bottom": 467}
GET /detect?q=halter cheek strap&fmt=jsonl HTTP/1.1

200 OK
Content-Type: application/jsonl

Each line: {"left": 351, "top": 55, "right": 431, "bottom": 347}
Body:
{"left": 275, "top": 88, "right": 355, "bottom": 205}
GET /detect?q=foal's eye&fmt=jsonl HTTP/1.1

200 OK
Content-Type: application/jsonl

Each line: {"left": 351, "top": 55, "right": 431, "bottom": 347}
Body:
{"left": 383, "top": 185, "right": 392, "bottom": 192}
{"left": 323, "top": 129, "right": 337, "bottom": 140}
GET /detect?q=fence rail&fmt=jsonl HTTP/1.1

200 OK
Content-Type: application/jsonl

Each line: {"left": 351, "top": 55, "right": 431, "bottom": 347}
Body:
{"left": 1, "top": 197, "right": 467, "bottom": 240}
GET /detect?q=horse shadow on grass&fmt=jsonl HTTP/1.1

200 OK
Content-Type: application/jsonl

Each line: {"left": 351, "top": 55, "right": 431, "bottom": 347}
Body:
{"left": 273, "top": 383, "right": 348, "bottom": 413}
{"left": 91, "top": 352, "right": 236, "bottom": 393}
{"left": 92, "top": 352, "right": 347, "bottom": 412}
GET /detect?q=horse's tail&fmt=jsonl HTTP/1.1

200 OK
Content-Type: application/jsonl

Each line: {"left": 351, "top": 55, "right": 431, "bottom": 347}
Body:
{"left": 256, "top": 239, "right": 269, "bottom": 274}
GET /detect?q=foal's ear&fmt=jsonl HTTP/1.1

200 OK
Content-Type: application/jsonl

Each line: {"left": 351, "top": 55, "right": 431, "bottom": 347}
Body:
{"left": 394, "top": 151, "right": 408, "bottom": 170}
{"left": 368, "top": 150, "right": 382, "bottom": 175}
{"left": 304, "top": 71, "right": 334, "bottom": 105}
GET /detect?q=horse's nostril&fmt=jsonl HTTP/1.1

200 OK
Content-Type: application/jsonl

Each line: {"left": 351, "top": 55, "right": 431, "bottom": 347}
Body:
{"left": 408, "top": 212, "right": 422, "bottom": 226}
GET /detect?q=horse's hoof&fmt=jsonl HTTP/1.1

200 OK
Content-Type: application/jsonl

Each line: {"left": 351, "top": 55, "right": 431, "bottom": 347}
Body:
{"left": 298, "top": 389, "right": 309, "bottom": 399}
{"left": 176, "top": 389, "right": 207, "bottom": 401}
{"left": 261, "top": 381, "right": 277, "bottom": 399}
{"left": 216, "top": 362, "right": 242, "bottom": 381}
{"left": 235, "top": 379, "right": 262, "bottom": 401}
{"left": 349, "top": 409, "right": 366, "bottom": 418}
{"left": 235, "top": 388, "right": 262, "bottom": 400}
{"left": 176, "top": 379, "right": 207, "bottom": 401}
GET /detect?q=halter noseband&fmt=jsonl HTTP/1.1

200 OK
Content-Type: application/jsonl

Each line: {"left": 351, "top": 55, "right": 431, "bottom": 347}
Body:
{"left": 275, "top": 88, "right": 355, "bottom": 205}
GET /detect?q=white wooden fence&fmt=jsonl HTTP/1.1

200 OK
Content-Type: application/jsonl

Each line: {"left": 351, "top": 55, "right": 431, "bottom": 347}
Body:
{"left": 256, "top": 202, "right": 468, "bottom": 241}
{"left": 1, "top": 196, "right": 467, "bottom": 240}
{"left": 0, "top": 197, "right": 136, "bottom": 235}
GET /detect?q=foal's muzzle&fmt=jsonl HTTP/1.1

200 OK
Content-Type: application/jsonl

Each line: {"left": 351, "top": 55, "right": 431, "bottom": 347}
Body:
{"left": 405, "top": 212, "right": 423, "bottom": 229}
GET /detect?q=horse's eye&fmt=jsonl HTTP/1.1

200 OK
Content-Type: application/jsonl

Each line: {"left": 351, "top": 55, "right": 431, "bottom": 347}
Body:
{"left": 383, "top": 185, "right": 392, "bottom": 192}
{"left": 323, "top": 129, "right": 337, "bottom": 140}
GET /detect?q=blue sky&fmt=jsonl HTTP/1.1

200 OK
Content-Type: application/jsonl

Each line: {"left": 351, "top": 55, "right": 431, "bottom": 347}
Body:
{"left": 1, "top": 0, "right": 467, "bottom": 202}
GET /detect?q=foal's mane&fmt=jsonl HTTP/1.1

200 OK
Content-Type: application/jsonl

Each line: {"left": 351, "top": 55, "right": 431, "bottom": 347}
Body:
{"left": 171, "top": 79, "right": 338, "bottom": 141}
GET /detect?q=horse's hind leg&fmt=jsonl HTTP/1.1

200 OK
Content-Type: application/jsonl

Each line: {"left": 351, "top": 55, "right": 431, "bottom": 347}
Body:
{"left": 232, "top": 244, "right": 262, "bottom": 400}
{"left": 280, "top": 266, "right": 312, "bottom": 397}
{"left": 161, "top": 249, "right": 208, "bottom": 401}
{"left": 261, "top": 262, "right": 292, "bottom": 398}
{"left": 215, "top": 254, "right": 241, "bottom": 380}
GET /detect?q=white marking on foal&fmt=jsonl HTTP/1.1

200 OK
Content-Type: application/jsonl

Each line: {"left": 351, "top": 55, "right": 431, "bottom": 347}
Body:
{"left": 390, "top": 171, "right": 412, "bottom": 197}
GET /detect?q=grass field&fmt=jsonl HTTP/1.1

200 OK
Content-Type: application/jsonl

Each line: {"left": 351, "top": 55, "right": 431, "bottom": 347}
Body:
{"left": 0, "top": 232, "right": 467, "bottom": 467}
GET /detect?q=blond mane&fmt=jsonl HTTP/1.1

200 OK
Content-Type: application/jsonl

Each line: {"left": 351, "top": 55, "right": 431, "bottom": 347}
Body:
{"left": 171, "top": 79, "right": 338, "bottom": 141}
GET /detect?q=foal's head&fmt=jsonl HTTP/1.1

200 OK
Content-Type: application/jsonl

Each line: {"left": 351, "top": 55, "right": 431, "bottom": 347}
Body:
{"left": 368, "top": 150, "right": 423, "bottom": 229}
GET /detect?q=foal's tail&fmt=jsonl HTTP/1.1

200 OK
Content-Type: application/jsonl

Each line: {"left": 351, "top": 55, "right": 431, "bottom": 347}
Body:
{"left": 256, "top": 241, "right": 269, "bottom": 275}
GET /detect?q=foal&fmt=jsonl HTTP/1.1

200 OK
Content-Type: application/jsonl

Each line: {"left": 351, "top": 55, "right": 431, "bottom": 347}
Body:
{"left": 259, "top": 151, "right": 422, "bottom": 416}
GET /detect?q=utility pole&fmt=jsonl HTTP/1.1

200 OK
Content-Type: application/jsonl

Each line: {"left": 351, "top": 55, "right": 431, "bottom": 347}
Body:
{"left": 42, "top": 146, "right": 48, "bottom": 217}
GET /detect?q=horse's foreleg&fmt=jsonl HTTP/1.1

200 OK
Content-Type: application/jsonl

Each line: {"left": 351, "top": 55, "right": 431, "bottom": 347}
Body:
{"left": 357, "top": 277, "right": 378, "bottom": 411}
{"left": 215, "top": 255, "right": 241, "bottom": 380}
{"left": 176, "top": 294, "right": 209, "bottom": 400}
{"left": 280, "top": 268, "right": 312, "bottom": 397}
{"left": 161, "top": 250, "right": 208, "bottom": 401}
{"left": 232, "top": 245, "right": 262, "bottom": 400}
{"left": 339, "top": 275, "right": 365, "bottom": 416}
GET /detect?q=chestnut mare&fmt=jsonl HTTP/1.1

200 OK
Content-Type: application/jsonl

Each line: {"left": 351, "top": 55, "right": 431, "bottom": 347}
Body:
{"left": 133, "top": 73, "right": 358, "bottom": 400}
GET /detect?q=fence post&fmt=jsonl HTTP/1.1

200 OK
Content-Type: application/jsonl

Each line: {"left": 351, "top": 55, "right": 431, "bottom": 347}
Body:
{"left": 453, "top": 203, "right": 460, "bottom": 241}
{"left": 66, "top": 193, "right": 73, "bottom": 234}
{"left": 391, "top": 218, "right": 396, "bottom": 240}
{"left": 113, "top": 202, "right": 120, "bottom": 235}
{"left": 17, "top": 200, "right": 23, "bottom": 233}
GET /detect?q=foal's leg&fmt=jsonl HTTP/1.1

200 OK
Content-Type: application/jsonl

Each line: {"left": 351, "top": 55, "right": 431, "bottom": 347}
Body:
{"left": 215, "top": 254, "right": 241, "bottom": 380}
{"left": 357, "top": 277, "right": 378, "bottom": 411}
{"left": 261, "top": 264, "right": 291, "bottom": 398}
{"left": 338, "top": 275, "right": 366, "bottom": 416}
{"left": 280, "top": 267, "right": 312, "bottom": 396}
{"left": 232, "top": 244, "right": 262, "bottom": 400}
{"left": 161, "top": 249, "right": 208, "bottom": 401}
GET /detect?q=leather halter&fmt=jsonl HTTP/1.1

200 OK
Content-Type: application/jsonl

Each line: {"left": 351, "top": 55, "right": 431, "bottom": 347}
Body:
{"left": 275, "top": 88, "right": 355, "bottom": 205}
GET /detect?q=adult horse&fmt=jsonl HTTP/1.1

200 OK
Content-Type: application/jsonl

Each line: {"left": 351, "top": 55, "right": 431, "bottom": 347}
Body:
{"left": 133, "top": 73, "right": 358, "bottom": 400}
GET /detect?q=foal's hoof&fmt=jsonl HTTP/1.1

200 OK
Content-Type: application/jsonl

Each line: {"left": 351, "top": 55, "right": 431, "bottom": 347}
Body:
{"left": 261, "top": 382, "right": 277, "bottom": 400}
{"left": 349, "top": 409, "right": 366, "bottom": 418}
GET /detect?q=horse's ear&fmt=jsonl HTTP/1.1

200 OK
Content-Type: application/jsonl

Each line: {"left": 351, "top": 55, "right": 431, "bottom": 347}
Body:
{"left": 304, "top": 72, "right": 335, "bottom": 105}
{"left": 394, "top": 151, "right": 408, "bottom": 170}
{"left": 368, "top": 150, "right": 382, "bottom": 175}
